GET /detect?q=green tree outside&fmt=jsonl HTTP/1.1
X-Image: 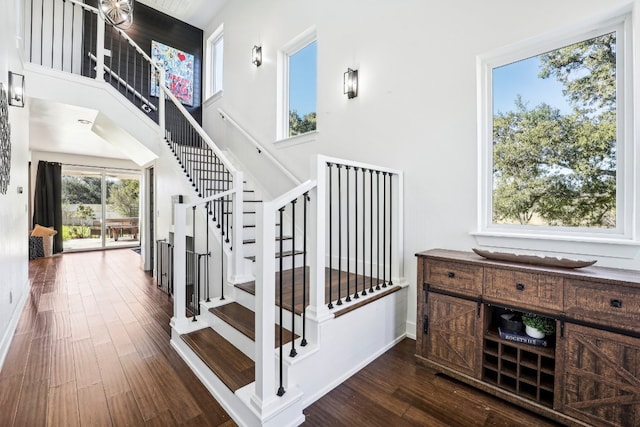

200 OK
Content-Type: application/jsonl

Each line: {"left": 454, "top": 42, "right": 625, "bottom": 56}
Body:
{"left": 108, "top": 179, "right": 140, "bottom": 218}
{"left": 492, "top": 32, "right": 616, "bottom": 228}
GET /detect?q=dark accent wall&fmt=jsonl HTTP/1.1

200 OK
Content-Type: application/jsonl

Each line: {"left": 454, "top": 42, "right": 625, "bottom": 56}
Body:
{"left": 86, "top": 2, "right": 203, "bottom": 124}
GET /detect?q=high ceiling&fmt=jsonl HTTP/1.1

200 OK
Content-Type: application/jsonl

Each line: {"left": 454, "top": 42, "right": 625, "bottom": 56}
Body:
{"left": 29, "top": 0, "right": 227, "bottom": 162}
{"left": 136, "top": 0, "right": 227, "bottom": 29}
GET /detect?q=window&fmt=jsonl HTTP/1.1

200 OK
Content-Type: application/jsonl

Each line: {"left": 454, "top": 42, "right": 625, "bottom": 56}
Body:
{"left": 206, "top": 25, "right": 224, "bottom": 99}
{"left": 277, "top": 28, "right": 317, "bottom": 140}
{"left": 478, "top": 13, "right": 634, "bottom": 244}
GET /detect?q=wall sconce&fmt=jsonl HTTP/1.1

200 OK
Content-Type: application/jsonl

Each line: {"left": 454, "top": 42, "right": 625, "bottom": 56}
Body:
{"left": 8, "top": 71, "right": 25, "bottom": 108}
{"left": 252, "top": 45, "right": 262, "bottom": 67}
{"left": 343, "top": 68, "right": 358, "bottom": 99}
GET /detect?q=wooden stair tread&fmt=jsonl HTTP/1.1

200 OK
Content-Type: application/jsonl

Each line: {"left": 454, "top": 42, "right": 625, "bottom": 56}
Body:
{"left": 181, "top": 328, "right": 254, "bottom": 392}
{"left": 209, "top": 302, "right": 297, "bottom": 347}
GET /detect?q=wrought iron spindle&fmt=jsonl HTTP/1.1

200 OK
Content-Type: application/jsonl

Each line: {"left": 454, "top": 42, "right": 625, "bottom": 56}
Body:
{"left": 353, "top": 167, "right": 359, "bottom": 300}
{"left": 389, "top": 173, "right": 394, "bottom": 286}
{"left": 192, "top": 206, "right": 198, "bottom": 320}
{"left": 277, "top": 207, "right": 286, "bottom": 397}
{"left": 345, "top": 166, "right": 351, "bottom": 303}
{"left": 290, "top": 199, "right": 297, "bottom": 357}
{"left": 301, "top": 192, "right": 308, "bottom": 346}
{"left": 327, "top": 163, "right": 333, "bottom": 309}
{"left": 382, "top": 172, "right": 387, "bottom": 288}
{"left": 361, "top": 167, "right": 367, "bottom": 296}
{"left": 206, "top": 201, "right": 210, "bottom": 302}
{"left": 336, "top": 164, "right": 343, "bottom": 306}
{"left": 376, "top": 171, "right": 381, "bottom": 291}
{"left": 369, "top": 169, "right": 374, "bottom": 293}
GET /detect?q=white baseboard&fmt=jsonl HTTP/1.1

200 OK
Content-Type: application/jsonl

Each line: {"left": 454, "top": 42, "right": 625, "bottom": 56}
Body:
{"left": 405, "top": 320, "right": 417, "bottom": 340}
{"left": 0, "top": 280, "right": 30, "bottom": 370}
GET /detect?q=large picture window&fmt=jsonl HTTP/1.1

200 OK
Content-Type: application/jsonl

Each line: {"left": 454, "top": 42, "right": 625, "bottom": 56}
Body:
{"left": 206, "top": 24, "right": 224, "bottom": 99}
{"left": 478, "top": 14, "right": 633, "bottom": 242}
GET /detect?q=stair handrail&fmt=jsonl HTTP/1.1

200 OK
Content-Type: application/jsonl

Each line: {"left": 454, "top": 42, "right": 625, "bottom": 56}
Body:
{"left": 88, "top": 52, "right": 158, "bottom": 111}
{"left": 218, "top": 108, "right": 301, "bottom": 185}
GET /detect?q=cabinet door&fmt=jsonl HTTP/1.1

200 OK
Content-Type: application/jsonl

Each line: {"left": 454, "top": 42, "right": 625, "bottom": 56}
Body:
{"left": 425, "top": 293, "right": 480, "bottom": 377}
{"left": 560, "top": 323, "right": 640, "bottom": 427}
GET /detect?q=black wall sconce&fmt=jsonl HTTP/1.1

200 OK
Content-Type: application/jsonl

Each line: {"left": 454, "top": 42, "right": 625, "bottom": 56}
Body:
{"left": 8, "top": 71, "right": 25, "bottom": 108}
{"left": 252, "top": 45, "right": 262, "bottom": 67}
{"left": 343, "top": 68, "right": 358, "bottom": 99}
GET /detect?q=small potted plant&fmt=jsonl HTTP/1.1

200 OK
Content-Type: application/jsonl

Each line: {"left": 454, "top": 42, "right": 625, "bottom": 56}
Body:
{"left": 521, "top": 313, "right": 555, "bottom": 339}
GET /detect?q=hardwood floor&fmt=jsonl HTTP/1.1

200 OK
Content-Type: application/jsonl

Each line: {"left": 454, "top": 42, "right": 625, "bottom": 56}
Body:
{"left": 0, "top": 250, "right": 560, "bottom": 426}
{"left": 0, "top": 250, "right": 234, "bottom": 427}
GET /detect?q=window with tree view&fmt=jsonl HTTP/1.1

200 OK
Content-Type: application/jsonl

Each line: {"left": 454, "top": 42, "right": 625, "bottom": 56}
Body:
{"left": 288, "top": 40, "right": 317, "bottom": 136}
{"left": 490, "top": 28, "right": 622, "bottom": 231}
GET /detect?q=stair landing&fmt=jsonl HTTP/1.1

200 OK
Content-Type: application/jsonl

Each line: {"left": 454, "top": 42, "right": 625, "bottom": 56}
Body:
{"left": 181, "top": 328, "right": 254, "bottom": 392}
{"left": 235, "top": 267, "right": 399, "bottom": 316}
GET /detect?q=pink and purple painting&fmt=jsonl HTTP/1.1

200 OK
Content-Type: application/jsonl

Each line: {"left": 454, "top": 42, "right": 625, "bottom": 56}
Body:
{"left": 151, "top": 40, "right": 195, "bottom": 106}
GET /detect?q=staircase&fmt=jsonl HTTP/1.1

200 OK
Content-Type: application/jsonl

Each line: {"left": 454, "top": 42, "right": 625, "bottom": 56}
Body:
{"left": 23, "top": 1, "right": 408, "bottom": 426}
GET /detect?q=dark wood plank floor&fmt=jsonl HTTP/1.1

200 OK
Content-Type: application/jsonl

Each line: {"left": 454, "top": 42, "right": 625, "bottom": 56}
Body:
{"left": 0, "top": 250, "right": 560, "bottom": 426}
{"left": 0, "top": 250, "right": 235, "bottom": 427}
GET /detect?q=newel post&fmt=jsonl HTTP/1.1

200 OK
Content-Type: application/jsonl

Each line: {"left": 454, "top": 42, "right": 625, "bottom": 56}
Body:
{"left": 172, "top": 204, "right": 189, "bottom": 331}
{"left": 251, "top": 202, "right": 277, "bottom": 412}
{"left": 231, "top": 170, "right": 244, "bottom": 281}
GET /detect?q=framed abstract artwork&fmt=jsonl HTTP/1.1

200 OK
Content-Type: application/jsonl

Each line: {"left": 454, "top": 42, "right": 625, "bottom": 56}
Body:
{"left": 151, "top": 41, "right": 195, "bottom": 106}
{"left": 0, "top": 82, "right": 11, "bottom": 195}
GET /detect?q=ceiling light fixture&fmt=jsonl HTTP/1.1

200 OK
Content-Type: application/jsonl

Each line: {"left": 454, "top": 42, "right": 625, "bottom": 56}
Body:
{"left": 98, "top": 0, "right": 135, "bottom": 29}
{"left": 252, "top": 45, "right": 262, "bottom": 67}
{"left": 78, "top": 119, "right": 92, "bottom": 125}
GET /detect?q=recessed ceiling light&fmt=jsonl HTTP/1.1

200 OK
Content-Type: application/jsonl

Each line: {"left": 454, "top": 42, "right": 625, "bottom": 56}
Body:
{"left": 78, "top": 119, "right": 92, "bottom": 125}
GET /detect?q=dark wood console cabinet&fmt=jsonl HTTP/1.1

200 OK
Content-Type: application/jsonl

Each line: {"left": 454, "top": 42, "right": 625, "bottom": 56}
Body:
{"left": 416, "top": 249, "right": 640, "bottom": 427}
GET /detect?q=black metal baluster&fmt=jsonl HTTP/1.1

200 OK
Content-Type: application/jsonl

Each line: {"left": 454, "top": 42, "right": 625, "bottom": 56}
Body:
{"left": 206, "top": 201, "right": 210, "bottom": 302}
{"left": 192, "top": 205, "right": 198, "bottom": 320}
{"left": 108, "top": 29, "right": 114, "bottom": 84}
{"left": 71, "top": 3, "right": 76, "bottom": 74}
{"left": 382, "top": 172, "right": 387, "bottom": 288}
{"left": 220, "top": 199, "right": 225, "bottom": 300}
{"left": 51, "top": 0, "right": 55, "bottom": 67}
{"left": 125, "top": 41, "right": 130, "bottom": 98}
{"left": 290, "top": 199, "right": 297, "bottom": 358}
{"left": 361, "top": 168, "right": 367, "bottom": 296}
{"left": 353, "top": 167, "right": 359, "bottom": 300}
{"left": 345, "top": 166, "right": 351, "bottom": 303}
{"left": 301, "top": 192, "right": 308, "bottom": 346}
{"left": 29, "top": 0, "right": 34, "bottom": 61}
{"left": 40, "top": 0, "right": 44, "bottom": 65}
{"left": 376, "top": 171, "right": 381, "bottom": 291}
{"left": 336, "top": 164, "right": 343, "bottom": 306}
{"left": 327, "top": 163, "right": 333, "bottom": 309}
{"left": 277, "top": 207, "right": 286, "bottom": 397}
{"left": 61, "top": 0, "right": 65, "bottom": 71}
{"left": 117, "top": 31, "right": 122, "bottom": 93}
{"left": 369, "top": 169, "right": 374, "bottom": 293}
{"left": 389, "top": 173, "right": 394, "bottom": 286}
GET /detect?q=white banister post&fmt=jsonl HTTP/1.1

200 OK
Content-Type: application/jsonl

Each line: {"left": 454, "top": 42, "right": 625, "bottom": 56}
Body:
{"left": 231, "top": 170, "right": 244, "bottom": 281}
{"left": 158, "top": 67, "right": 166, "bottom": 139}
{"left": 251, "top": 202, "right": 277, "bottom": 411}
{"left": 172, "top": 204, "right": 189, "bottom": 331}
{"left": 308, "top": 156, "right": 331, "bottom": 321}
{"left": 393, "top": 171, "right": 405, "bottom": 283}
{"left": 95, "top": 15, "right": 105, "bottom": 82}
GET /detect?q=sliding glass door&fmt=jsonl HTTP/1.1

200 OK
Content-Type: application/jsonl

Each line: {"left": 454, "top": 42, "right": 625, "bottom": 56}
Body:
{"left": 62, "top": 166, "right": 141, "bottom": 251}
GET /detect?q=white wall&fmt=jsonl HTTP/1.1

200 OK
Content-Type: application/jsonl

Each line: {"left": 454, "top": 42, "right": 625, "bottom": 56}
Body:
{"left": 0, "top": 0, "right": 31, "bottom": 368}
{"left": 202, "top": 0, "right": 640, "bottom": 336}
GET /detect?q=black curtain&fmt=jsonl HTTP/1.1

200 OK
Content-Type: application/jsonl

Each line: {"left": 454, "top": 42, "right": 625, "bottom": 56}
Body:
{"left": 33, "top": 161, "right": 63, "bottom": 253}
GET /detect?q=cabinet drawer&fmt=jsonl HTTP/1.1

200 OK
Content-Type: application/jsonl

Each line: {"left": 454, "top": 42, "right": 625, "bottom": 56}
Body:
{"left": 484, "top": 268, "right": 563, "bottom": 313}
{"left": 425, "top": 260, "right": 483, "bottom": 297}
{"left": 564, "top": 279, "right": 640, "bottom": 333}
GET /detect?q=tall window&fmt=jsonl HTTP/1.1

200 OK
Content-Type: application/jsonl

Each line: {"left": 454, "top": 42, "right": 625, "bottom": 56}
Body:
{"left": 278, "top": 28, "right": 317, "bottom": 140}
{"left": 206, "top": 25, "right": 224, "bottom": 99}
{"left": 478, "top": 14, "right": 633, "bottom": 240}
